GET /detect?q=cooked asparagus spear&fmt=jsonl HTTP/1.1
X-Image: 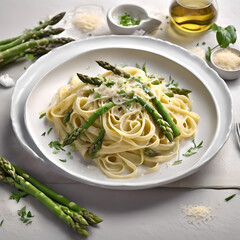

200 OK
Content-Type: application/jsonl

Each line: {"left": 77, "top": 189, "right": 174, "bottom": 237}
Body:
{"left": 0, "top": 28, "right": 64, "bottom": 52}
{"left": 77, "top": 73, "right": 102, "bottom": 86}
{"left": 96, "top": 60, "right": 131, "bottom": 78}
{"left": 89, "top": 124, "right": 106, "bottom": 158}
{"left": 62, "top": 102, "right": 116, "bottom": 146}
{"left": 0, "top": 12, "right": 65, "bottom": 46}
{"left": 134, "top": 94, "right": 174, "bottom": 142}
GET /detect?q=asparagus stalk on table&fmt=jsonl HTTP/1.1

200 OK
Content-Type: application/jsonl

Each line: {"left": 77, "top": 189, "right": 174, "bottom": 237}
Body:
{"left": 0, "top": 37, "right": 74, "bottom": 67}
{"left": 0, "top": 28, "right": 64, "bottom": 52}
{"left": 0, "top": 156, "right": 102, "bottom": 237}
{"left": 95, "top": 60, "right": 181, "bottom": 138}
{"left": 0, "top": 12, "right": 66, "bottom": 46}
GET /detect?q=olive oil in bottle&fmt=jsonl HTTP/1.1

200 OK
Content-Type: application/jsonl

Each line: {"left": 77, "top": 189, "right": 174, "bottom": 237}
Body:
{"left": 170, "top": 0, "right": 217, "bottom": 33}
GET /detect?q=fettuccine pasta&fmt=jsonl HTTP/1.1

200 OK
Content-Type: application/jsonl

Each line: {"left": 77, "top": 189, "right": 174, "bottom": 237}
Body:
{"left": 44, "top": 64, "right": 200, "bottom": 179}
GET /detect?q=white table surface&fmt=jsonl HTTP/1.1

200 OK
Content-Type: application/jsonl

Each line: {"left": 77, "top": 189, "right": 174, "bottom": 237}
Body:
{"left": 1, "top": 0, "right": 240, "bottom": 239}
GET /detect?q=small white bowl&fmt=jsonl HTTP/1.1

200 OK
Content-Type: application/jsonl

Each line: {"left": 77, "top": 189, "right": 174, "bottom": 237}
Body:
{"left": 210, "top": 47, "right": 240, "bottom": 80}
{"left": 107, "top": 4, "right": 161, "bottom": 35}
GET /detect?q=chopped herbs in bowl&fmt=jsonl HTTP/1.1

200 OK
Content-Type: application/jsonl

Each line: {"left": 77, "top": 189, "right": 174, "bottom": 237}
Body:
{"left": 119, "top": 12, "right": 140, "bottom": 26}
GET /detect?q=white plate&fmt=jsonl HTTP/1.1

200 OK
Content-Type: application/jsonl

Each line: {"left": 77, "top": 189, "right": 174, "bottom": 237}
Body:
{"left": 12, "top": 36, "right": 232, "bottom": 189}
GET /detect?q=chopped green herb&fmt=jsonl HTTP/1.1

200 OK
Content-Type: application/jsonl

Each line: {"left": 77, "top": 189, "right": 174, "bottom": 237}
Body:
{"left": 196, "top": 43, "right": 199, "bottom": 46}
{"left": 47, "top": 128, "right": 53, "bottom": 135}
{"left": 53, "top": 150, "right": 60, "bottom": 154}
{"left": 183, "top": 139, "right": 203, "bottom": 157}
{"left": 0, "top": 219, "right": 4, "bottom": 227}
{"left": 117, "top": 89, "right": 126, "bottom": 94}
{"left": 39, "top": 113, "right": 46, "bottom": 119}
{"left": 10, "top": 192, "right": 28, "bottom": 203}
{"left": 88, "top": 89, "right": 94, "bottom": 94}
{"left": 96, "top": 92, "right": 102, "bottom": 98}
{"left": 119, "top": 12, "right": 140, "bottom": 26}
{"left": 26, "top": 54, "right": 34, "bottom": 60}
{"left": 18, "top": 206, "right": 34, "bottom": 225}
{"left": 67, "top": 151, "right": 73, "bottom": 159}
{"left": 166, "top": 76, "right": 178, "bottom": 87}
{"left": 172, "top": 160, "right": 182, "bottom": 165}
{"left": 49, "top": 141, "right": 65, "bottom": 151}
{"left": 103, "top": 77, "right": 107, "bottom": 82}
{"left": 202, "top": 42, "right": 206, "bottom": 45}
{"left": 225, "top": 194, "right": 236, "bottom": 202}
{"left": 136, "top": 62, "right": 147, "bottom": 75}
{"left": 41, "top": 132, "right": 46, "bottom": 136}
{"left": 59, "top": 159, "right": 67, "bottom": 162}
{"left": 105, "top": 81, "right": 115, "bottom": 87}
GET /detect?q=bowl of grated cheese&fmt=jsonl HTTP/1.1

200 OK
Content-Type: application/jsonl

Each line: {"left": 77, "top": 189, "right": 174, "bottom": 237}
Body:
{"left": 210, "top": 47, "right": 240, "bottom": 80}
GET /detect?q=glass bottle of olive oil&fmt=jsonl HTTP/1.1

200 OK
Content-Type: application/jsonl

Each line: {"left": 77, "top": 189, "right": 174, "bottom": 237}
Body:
{"left": 170, "top": 0, "right": 217, "bottom": 33}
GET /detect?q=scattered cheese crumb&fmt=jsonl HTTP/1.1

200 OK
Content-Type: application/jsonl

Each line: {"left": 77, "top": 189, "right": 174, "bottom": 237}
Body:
{"left": 0, "top": 74, "right": 15, "bottom": 88}
{"left": 182, "top": 203, "right": 213, "bottom": 224}
{"left": 72, "top": 13, "right": 103, "bottom": 31}
{"left": 212, "top": 48, "right": 240, "bottom": 71}
{"left": 188, "top": 46, "right": 206, "bottom": 60}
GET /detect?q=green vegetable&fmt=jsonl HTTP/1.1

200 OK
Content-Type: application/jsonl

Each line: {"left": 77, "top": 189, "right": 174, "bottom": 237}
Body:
{"left": 205, "top": 23, "right": 237, "bottom": 61}
{"left": 62, "top": 101, "right": 116, "bottom": 146}
{"left": 0, "top": 219, "right": 4, "bottom": 227}
{"left": 166, "top": 76, "right": 178, "bottom": 87}
{"left": 18, "top": 206, "right": 34, "bottom": 225}
{"left": 47, "top": 127, "right": 53, "bottom": 135}
{"left": 0, "top": 12, "right": 75, "bottom": 68}
{"left": 77, "top": 73, "right": 102, "bottom": 86}
{"left": 143, "top": 148, "right": 160, "bottom": 157}
{"left": 167, "top": 88, "right": 192, "bottom": 97}
{"left": 172, "top": 160, "right": 182, "bottom": 165}
{"left": 39, "top": 113, "right": 46, "bottom": 119}
{"left": 134, "top": 94, "right": 174, "bottom": 142}
{"left": 95, "top": 60, "right": 180, "bottom": 139}
{"left": 119, "top": 12, "right": 140, "bottom": 26}
{"left": 89, "top": 124, "right": 106, "bottom": 158}
{"left": 62, "top": 110, "right": 73, "bottom": 124}
{"left": 0, "top": 157, "right": 102, "bottom": 236}
{"left": 49, "top": 141, "right": 65, "bottom": 151}
{"left": 10, "top": 191, "right": 28, "bottom": 203}
{"left": 96, "top": 60, "right": 131, "bottom": 79}
{"left": 225, "top": 194, "right": 236, "bottom": 202}
{"left": 183, "top": 138, "right": 203, "bottom": 157}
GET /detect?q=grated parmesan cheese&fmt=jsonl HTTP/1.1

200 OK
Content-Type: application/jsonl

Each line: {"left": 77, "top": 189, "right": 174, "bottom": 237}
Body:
{"left": 212, "top": 48, "right": 240, "bottom": 71}
{"left": 182, "top": 203, "right": 213, "bottom": 224}
{"left": 72, "top": 13, "right": 103, "bottom": 31}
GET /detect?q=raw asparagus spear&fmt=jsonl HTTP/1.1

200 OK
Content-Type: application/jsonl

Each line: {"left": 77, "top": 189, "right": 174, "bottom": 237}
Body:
{"left": 0, "top": 37, "right": 74, "bottom": 67}
{"left": 96, "top": 60, "right": 180, "bottom": 137}
{"left": 62, "top": 102, "right": 115, "bottom": 147}
{"left": 0, "top": 157, "right": 90, "bottom": 236}
{"left": 0, "top": 12, "right": 65, "bottom": 46}
{"left": 13, "top": 164, "right": 102, "bottom": 225}
{"left": 0, "top": 28, "right": 64, "bottom": 52}
{"left": 89, "top": 124, "right": 106, "bottom": 158}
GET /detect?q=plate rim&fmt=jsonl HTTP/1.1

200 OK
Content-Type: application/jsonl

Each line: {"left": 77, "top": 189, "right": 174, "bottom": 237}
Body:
{"left": 11, "top": 35, "right": 233, "bottom": 190}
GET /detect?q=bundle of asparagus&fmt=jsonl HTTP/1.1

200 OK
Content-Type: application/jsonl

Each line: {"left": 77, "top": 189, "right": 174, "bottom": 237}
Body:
{"left": 0, "top": 12, "right": 74, "bottom": 68}
{"left": 0, "top": 156, "right": 102, "bottom": 237}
